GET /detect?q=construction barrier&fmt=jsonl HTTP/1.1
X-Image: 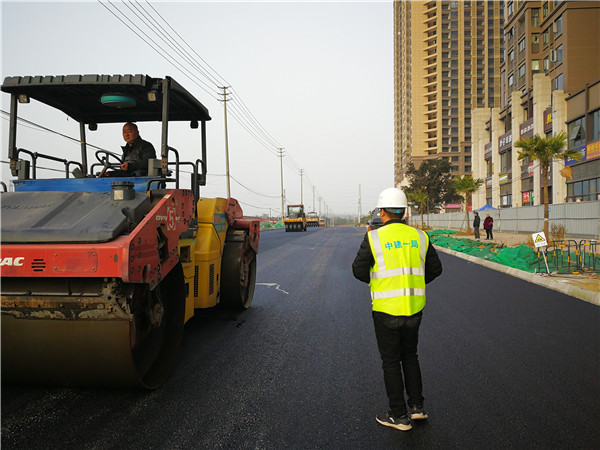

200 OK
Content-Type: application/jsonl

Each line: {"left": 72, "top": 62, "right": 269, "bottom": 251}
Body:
{"left": 537, "top": 240, "right": 600, "bottom": 274}
{"left": 580, "top": 240, "right": 599, "bottom": 273}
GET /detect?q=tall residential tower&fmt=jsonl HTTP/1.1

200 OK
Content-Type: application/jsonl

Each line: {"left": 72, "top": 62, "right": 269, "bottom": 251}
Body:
{"left": 394, "top": 0, "right": 504, "bottom": 185}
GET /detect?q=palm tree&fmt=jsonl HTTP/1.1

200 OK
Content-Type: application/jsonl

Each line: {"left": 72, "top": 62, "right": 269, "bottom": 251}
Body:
{"left": 514, "top": 132, "right": 581, "bottom": 238}
{"left": 407, "top": 189, "right": 428, "bottom": 228}
{"left": 453, "top": 175, "right": 484, "bottom": 233}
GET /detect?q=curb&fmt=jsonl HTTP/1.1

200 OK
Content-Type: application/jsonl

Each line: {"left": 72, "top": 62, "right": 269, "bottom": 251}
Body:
{"left": 434, "top": 245, "right": 600, "bottom": 306}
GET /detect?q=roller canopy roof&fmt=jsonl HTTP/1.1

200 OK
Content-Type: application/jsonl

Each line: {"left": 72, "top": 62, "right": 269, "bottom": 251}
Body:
{"left": 1, "top": 74, "right": 211, "bottom": 123}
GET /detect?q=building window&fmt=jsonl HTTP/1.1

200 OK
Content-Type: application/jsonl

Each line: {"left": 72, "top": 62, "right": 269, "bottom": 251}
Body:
{"left": 556, "top": 44, "right": 563, "bottom": 63}
{"left": 501, "top": 194, "right": 512, "bottom": 208}
{"left": 542, "top": 2, "right": 548, "bottom": 18}
{"left": 591, "top": 109, "right": 600, "bottom": 142}
{"left": 553, "top": 73, "right": 564, "bottom": 90}
{"left": 544, "top": 56, "right": 550, "bottom": 71}
{"left": 554, "top": 15, "right": 563, "bottom": 36}
{"left": 508, "top": 74, "right": 515, "bottom": 87}
{"left": 518, "top": 38, "right": 526, "bottom": 53}
{"left": 532, "top": 60, "right": 540, "bottom": 71}
{"left": 568, "top": 116, "right": 586, "bottom": 148}
{"left": 507, "top": 1, "right": 514, "bottom": 17}
{"left": 532, "top": 34, "right": 539, "bottom": 45}
{"left": 506, "top": 27, "right": 514, "bottom": 41}
{"left": 509, "top": 50, "right": 515, "bottom": 62}
{"left": 519, "top": 64, "right": 526, "bottom": 78}
{"left": 567, "top": 177, "right": 600, "bottom": 202}
{"left": 531, "top": 8, "right": 540, "bottom": 27}
{"left": 450, "top": 1, "right": 458, "bottom": 8}
{"left": 501, "top": 150, "right": 512, "bottom": 173}
{"left": 543, "top": 28, "right": 549, "bottom": 46}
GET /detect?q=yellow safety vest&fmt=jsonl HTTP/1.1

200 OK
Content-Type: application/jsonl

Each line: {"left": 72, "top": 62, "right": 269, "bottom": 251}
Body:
{"left": 367, "top": 223, "right": 429, "bottom": 316}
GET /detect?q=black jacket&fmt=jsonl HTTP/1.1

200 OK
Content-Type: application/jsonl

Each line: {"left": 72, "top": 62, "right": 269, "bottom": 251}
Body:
{"left": 121, "top": 136, "right": 156, "bottom": 176}
{"left": 352, "top": 220, "right": 443, "bottom": 284}
{"left": 473, "top": 215, "right": 481, "bottom": 228}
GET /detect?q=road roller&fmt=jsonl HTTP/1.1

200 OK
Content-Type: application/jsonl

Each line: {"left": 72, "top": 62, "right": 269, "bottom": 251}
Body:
{"left": 0, "top": 74, "right": 260, "bottom": 388}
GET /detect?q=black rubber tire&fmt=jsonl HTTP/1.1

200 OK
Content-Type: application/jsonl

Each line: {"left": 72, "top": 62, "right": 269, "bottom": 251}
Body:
{"left": 220, "top": 235, "right": 257, "bottom": 310}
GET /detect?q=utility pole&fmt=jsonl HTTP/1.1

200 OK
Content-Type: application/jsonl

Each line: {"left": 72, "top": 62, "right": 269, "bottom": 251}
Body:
{"left": 358, "top": 184, "right": 362, "bottom": 225}
{"left": 299, "top": 169, "right": 304, "bottom": 204}
{"left": 219, "top": 86, "right": 231, "bottom": 198}
{"left": 319, "top": 196, "right": 322, "bottom": 216}
{"left": 312, "top": 186, "right": 315, "bottom": 212}
{"left": 278, "top": 148, "right": 285, "bottom": 221}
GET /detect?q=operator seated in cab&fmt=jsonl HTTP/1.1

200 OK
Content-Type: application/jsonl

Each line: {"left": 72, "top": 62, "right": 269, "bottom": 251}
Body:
{"left": 120, "top": 122, "right": 156, "bottom": 176}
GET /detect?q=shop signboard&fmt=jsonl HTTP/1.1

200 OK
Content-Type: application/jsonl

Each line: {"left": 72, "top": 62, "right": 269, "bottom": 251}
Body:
{"left": 498, "top": 131, "right": 512, "bottom": 153}
{"left": 587, "top": 140, "right": 600, "bottom": 160}
{"left": 484, "top": 142, "right": 492, "bottom": 160}
{"left": 528, "top": 162, "right": 534, "bottom": 176}
{"left": 522, "top": 191, "right": 530, "bottom": 203}
{"left": 499, "top": 172, "right": 510, "bottom": 185}
{"left": 519, "top": 119, "right": 534, "bottom": 138}
{"left": 543, "top": 108, "right": 552, "bottom": 133}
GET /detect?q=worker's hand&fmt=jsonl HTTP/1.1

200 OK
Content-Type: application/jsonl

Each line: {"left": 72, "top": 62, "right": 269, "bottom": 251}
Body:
{"left": 120, "top": 162, "right": 129, "bottom": 171}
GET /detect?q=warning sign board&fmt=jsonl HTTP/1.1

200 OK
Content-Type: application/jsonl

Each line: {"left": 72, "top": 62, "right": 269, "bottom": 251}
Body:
{"left": 532, "top": 231, "right": 548, "bottom": 248}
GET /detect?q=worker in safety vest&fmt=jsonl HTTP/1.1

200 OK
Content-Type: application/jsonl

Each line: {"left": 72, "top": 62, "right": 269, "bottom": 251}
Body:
{"left": 352, "top": 187, "right": 442, "bottom": 432}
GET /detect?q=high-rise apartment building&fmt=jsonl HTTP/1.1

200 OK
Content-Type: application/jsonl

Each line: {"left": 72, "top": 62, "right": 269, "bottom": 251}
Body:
{"left": 394, "top": 0, "right": 504, "bottom": 186}
{"left": 472, "top": 0, "right": 600, "bottom": 209}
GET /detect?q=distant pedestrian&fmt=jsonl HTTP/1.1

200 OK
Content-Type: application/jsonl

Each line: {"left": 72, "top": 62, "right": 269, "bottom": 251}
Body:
{"left": 483, "top": 214, "right": 494, "bottom": 240}
{"left": 473, "top": 212, "right": 480, "bottom": 239}
{"left": 352, "top": 187, "right": 443, "bottom": 432}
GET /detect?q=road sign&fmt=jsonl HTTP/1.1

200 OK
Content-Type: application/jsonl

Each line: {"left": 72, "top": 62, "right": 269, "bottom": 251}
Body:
{"left": 532, "top": 232, "right": 548, "bottom": 248}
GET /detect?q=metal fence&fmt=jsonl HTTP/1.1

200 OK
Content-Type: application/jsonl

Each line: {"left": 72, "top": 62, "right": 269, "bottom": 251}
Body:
{"left": 407, "top": 201, "right": 600, "bottom": 239}
{"left": 537, "top": 239, "right": 599, "bottom": 274}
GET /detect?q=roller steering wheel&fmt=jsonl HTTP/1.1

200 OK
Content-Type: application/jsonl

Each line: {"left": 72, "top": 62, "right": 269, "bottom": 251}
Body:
{"left": 95, "top": 150, "right": 123, "bottom": 177}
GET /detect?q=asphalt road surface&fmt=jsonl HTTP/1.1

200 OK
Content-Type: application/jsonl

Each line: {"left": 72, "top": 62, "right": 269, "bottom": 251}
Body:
{"left": 2, "top": 226, "right": 599, "bottom": 449}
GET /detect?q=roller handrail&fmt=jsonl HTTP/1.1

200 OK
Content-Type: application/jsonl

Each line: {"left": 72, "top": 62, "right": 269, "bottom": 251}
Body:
{"left": 146, "top": 178, "right": 176, "bottom": 191}
{"left": 16, "top": 148, "right": 83, "bottom": 179}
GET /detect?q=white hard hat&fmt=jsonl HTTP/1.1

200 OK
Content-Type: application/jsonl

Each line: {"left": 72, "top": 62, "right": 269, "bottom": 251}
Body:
{"left": 376, "top": 187, "right": 408, "bottom": 209}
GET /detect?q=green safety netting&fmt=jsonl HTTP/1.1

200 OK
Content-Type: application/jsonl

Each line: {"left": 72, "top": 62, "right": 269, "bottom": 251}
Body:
{"left": 428, "top": 230, "right": 600, "bottom": 274}
{"left": 260, "top": 221, "right": 283, "bottom": 231}
{"left": 428, "top": 230, "right": 538, "bottom": 272}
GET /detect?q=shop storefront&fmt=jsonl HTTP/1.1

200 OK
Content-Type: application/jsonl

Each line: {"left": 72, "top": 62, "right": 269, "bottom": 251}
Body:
{"left": 565, "top": 141, "right": 600, "bottom": 202}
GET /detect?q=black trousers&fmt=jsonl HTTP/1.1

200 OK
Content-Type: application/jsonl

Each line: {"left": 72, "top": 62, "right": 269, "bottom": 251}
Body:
{"left": 474, "top": 226, "right": 480, "bottom": 239}
{"left": 372, "top": 310, "right": 424, "bottom": 417}
{"left": 486, "top": 228, "right": 493, "bottom": 239}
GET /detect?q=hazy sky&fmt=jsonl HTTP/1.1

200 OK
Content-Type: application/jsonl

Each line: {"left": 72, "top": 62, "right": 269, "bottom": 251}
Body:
{"left": 1, "top": 1, "right": 393, "bottom": 217}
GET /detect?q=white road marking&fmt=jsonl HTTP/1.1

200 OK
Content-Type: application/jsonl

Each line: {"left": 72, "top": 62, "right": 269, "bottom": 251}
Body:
{"left": 256, "top": 282, "right": 289, "bottom": 295}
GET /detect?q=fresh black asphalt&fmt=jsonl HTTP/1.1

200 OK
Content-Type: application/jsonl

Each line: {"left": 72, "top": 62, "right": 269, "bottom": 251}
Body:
{"left": 2, "top": 226, "right": 599, "bottom": 449}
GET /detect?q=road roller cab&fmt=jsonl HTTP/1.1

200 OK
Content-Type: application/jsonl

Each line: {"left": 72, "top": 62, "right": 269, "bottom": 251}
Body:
{"left": 0, "top": 74, "right": 260, "bottom": 388}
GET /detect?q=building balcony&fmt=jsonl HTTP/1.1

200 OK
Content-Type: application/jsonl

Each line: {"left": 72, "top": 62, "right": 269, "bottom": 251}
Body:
{"left": 425, "top": 135, "right": 438, "bottom": 143}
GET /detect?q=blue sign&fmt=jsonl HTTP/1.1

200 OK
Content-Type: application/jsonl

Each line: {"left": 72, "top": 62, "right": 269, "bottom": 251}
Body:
{"left": 565, "top": 146, "right": 586, "bottom": 167}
